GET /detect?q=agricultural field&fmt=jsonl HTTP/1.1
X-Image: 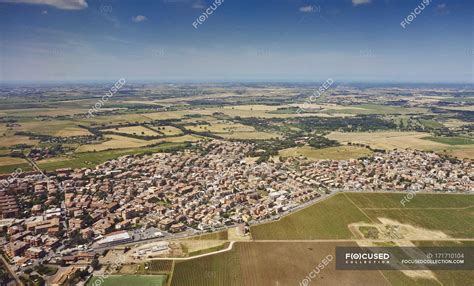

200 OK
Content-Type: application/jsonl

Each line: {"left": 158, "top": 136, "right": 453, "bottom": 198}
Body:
{"left": 104, "top": 126, "right": 160, "bottom": 136}
{"left": 183, "top": 120, "right": 281, "bottom": 139}
{"left": 7, "top": 119, "right": 88, "bottom": 137}
{"left": 184, "top": 231, "right": 229, "bottom": 241}
{"left": 279, "top": 145, "right": 372, "bottom": 160}
{"left": 422, "top": 136, "right": 474, "bottom": 145}
{"left": 0, "top": 157, "right": 32, "bottom": 174}
{"left": 326, "top": 131, "right": 449, "bottom": 150}
{"left": 173, "top": 193, "right": 474, "bottom": 285}
{"left": 185, "top": 121, "right": 255, "bottom": 133}
{"left": 219, "top": 131, "right": 281, "bottom": 140}
{"left": 150, "top": 125, "right": 183, "bottom": 136}
{"left": 171, "top": 242, "right": 389, "bottom": 286}
{"left": 184, "top": 241, "right": 230, "bottom": 257}
{"left": 36, "top": 142, "right": 187, "bottom": 171}
{"left": 119, "top": 260, "right": 173, "bottom": 275}
{"left": 0, "top": 134, "right": 38, "bottom": 147}
{"left": 0, "top": 156, "right": 28, "bottom": 167}
{"left": 326, "top": 131, "right": 474, "bottom": 159}
{"left": 251, "top": 193, "right": 474, "bottom": 240}
{"left": 75, "top": 134, "right": 201, "bottom": 152}
{"left": 86, "top": 275, "right": 168, "bottom": 286}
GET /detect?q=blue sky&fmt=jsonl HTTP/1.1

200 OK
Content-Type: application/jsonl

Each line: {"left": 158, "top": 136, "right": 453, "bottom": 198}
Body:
{"left": 0, "top": 0, "right": 472, "bottom": 83}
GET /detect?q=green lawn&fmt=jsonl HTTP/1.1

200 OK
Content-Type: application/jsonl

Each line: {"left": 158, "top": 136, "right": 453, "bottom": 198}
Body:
{"left": 87, "top": 275, "right": 168, "bottom": 286}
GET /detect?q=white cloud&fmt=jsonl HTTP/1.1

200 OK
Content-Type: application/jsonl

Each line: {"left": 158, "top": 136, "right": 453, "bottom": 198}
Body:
{"left": 299, "top": 5, "right": 314, "bottom": 13}
{"left": 0, "top": 0, "right": 88, "bottom": 10}
{"left": 132, "top": 15, "right": 147, "bottom": 23}
{"left": 352, "top": 0, "right": 371, "bottom": 6}
{"left": 41, "top": 10, "right": 48, "bottom": 14}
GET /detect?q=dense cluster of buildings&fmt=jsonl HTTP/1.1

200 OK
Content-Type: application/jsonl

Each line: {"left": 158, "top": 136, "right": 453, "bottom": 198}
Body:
{"left": 0, "top": 140, "right": 472, "bottom": 275}
{"left": 299, "top": 149, "right": 473, "bottom": 192}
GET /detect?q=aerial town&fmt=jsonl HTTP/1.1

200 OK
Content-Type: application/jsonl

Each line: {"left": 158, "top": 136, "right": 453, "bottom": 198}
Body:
{"left": 1, "top": 139, "right": 472, "bottom": 284}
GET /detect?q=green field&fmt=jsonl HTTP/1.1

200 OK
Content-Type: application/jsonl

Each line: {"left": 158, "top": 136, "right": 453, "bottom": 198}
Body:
{"left": 251, "top": 193, "right": 474, "bottom": 240}
{"left": 346, "top": 192, "right": 474, "bottom": 208}
{"left": 0, "top": 162, "right": 32, "bottom": 175}
{"left": 251, "top": 193, "right": 371, "bottom": 240}
{"left": 351, "top": 193, "right": 474, "bottom": 238}
{"left": 87, "top": 275, "right": 168, "bottom": 286}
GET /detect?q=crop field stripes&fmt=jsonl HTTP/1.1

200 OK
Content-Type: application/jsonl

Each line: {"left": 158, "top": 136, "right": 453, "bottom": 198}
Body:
{"left": 343, "top": 192, "right": 378, "bottom": 224}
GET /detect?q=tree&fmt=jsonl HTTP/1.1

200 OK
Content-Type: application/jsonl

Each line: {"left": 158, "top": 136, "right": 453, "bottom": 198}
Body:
{"left": 0, "top": 268, "right": 8, "bottom": 282}
{"left": 91, "top": 257, "right": 100, "bottom": 270}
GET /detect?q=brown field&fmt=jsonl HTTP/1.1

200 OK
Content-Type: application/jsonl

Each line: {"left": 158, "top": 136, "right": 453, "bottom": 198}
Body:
{"left": 327, "top": 131, "right": 448, "bottom": 150}
{"left": 185, "top": 121, "right": 255, "bottom": 133}
{"left": 0, "top": 135, "right": 39, "bottom": 147}
{"left": 222, "top": 105, "right": 281, "bottom": 111}
{"left": 54, "top": 127, "right": 92, "bottom": 137}
{"left": 78, "top": 113, "right": 150, "bottom": 126}
{"left": 143, "top": 107, "right": 325, "bottom": 120}
{"left": 104, "top": 126, "right": 160, "bottom": 136}
{"left": 0, "top": 156, "right": 28, "bottom": 167}
{"left": 76, "top": 134, "right": 202, "bottom": 152}
{"left": 171, "top": 242, "right": 389, "bottom": 286}
{"left": 0, "top": 108, "right": 90, "bottom": 117}
{"left": 151, "top": 125, "right": 183, "bottom": 136}
{"left": 442, "top": 147, "right": 474, "bottom": 160}
{"left": 219, "top": 131, "right": 281, "bottom": 140}
{"left": 327, "top": 131, "right": 474, "bottom": 159}
{"left": 9, "top": 120, "right": 81, "bottom": 136}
